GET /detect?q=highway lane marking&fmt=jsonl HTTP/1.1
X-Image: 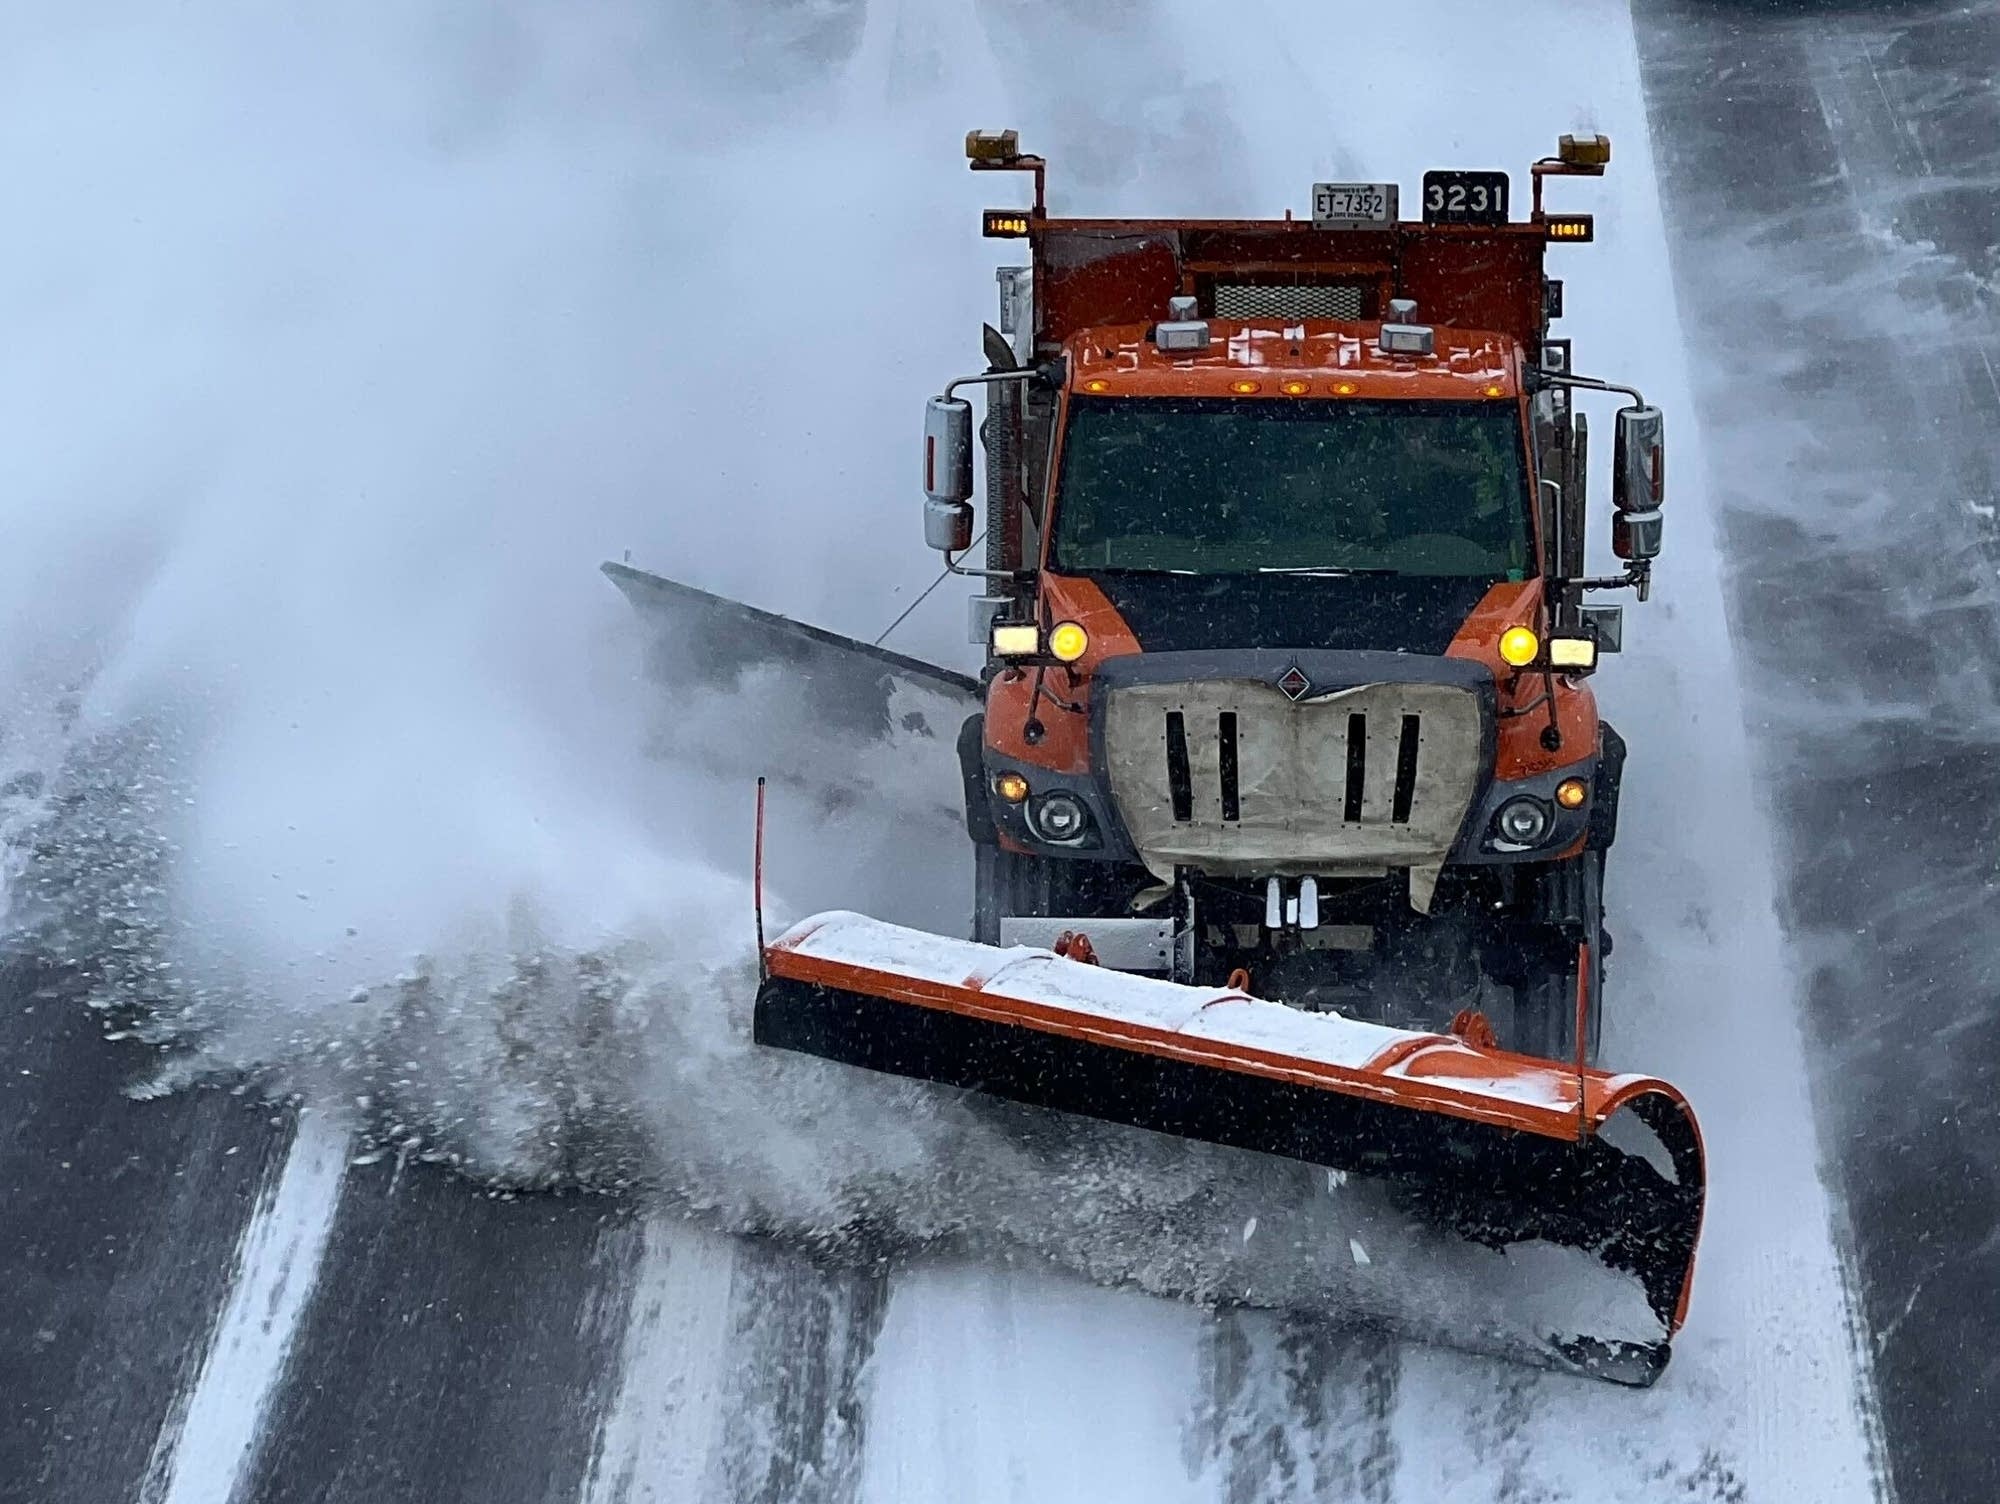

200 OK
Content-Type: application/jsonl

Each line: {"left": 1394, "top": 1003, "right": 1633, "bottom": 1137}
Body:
{"left": 138, "top": 1111, "right": 347, "bottom": 1504}
{"left": 581, "top": 1215, "right": 740, "bottom": 1504}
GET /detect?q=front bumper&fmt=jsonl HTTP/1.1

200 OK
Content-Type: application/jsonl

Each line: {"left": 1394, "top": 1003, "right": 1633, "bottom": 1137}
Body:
{"left": 969, "top": 650, "right": 1599, "bottom": 877}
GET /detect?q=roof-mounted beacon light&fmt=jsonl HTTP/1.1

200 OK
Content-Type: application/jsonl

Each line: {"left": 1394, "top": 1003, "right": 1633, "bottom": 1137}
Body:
{"left": 1155, "top": 293, "right": 1211, "bottom": 353}
{"left": 1558, "top": 133, "right": 1611, "bottom": 169}
{"left": 965, "top": 128, "right": 1048, "bottom": 216}
{"left": 965, "top": 129, "right": 1021, "bottom": 164}
{"left": 1378, "top": 297, "right": 1435, "bottom": 357}
{"left": 1532, "top": 133, "right": 1610, "bottom": 217}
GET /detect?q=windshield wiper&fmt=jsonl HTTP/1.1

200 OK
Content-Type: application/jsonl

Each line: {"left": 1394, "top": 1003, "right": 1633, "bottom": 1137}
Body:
{"left": 1254, "top": 566, "right": 1398, "bottom": 577}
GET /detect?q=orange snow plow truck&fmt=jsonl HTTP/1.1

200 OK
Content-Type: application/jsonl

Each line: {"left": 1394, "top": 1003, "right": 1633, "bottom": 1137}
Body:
{"left": 610, "top": 133, "right": 1702, "bottom": 1384}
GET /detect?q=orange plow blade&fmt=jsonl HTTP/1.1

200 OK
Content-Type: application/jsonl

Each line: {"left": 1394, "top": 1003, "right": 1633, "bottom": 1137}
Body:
{"left": 756, "top": 911, "right": 1705, "bottom": 1385}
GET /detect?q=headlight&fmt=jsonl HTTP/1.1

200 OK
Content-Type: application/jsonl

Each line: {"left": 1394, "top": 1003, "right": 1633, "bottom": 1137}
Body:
{"left": 1030, "top": 790, "right": 1089, "bottom": 844}
{"left": 1048, "top": 621, "right": 1089, "bottom": 663}
{"left": 1495, "top": 797, "right": 1551, "bottom": 845}
{"left": 991, "top": 623, "right": 1040, "bottom": 657}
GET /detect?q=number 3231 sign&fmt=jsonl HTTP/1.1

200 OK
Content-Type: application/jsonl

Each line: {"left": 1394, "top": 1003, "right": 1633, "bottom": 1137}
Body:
{"left": 1421, "top": 170, "right": 1510, "bottom": 225}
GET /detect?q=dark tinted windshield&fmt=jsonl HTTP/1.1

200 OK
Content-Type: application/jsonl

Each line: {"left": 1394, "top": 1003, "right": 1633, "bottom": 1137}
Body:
{"left": 1051, "top": 397, "right": 1532, "bottom": 577}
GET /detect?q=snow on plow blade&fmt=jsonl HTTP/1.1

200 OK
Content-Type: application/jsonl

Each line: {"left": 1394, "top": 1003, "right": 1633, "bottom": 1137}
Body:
{"left": 756, "top": 912, "right": 1705, "bottom": 1386}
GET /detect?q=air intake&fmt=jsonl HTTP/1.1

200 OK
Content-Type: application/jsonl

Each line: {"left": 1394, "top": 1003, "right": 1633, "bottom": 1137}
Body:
{"left": 1211, "top": 283, "right": 1366, "bottom": 320}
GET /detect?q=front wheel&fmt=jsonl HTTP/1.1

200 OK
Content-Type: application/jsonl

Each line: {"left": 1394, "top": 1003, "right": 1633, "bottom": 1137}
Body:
{"left": 1508, "top": 851, "right": 1605, "bottom": 1063}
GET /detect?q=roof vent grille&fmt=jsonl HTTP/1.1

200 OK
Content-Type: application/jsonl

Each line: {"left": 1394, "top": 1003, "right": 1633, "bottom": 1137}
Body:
{"left": 1211, "top": 282, "right": 1365, "bottom": 320}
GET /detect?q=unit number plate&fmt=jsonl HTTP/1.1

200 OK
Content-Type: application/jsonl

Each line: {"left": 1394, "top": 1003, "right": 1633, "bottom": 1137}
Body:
{"left": 1312, "top": 181, "right": 1398, "bottom": 227}
{"left": 1422, "top": 169, "right": 1511, "bottom": 224}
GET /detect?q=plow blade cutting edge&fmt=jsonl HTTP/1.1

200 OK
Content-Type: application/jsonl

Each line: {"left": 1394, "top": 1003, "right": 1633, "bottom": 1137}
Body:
{"left": 756, "top": 911, "right": 1705, "bottom": 1385}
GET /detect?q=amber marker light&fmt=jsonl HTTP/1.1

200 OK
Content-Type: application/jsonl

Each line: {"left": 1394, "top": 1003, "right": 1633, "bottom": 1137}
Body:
{"left": 1082, "top": 378, "right": 1111, "bottom": 393}
{"left": 1556, "top": 778, "right": 1589, "bottom": 810}
{"left": 1499, "top": 626, "right": 1540, "bottom": 667}
{"left": 994, "top": 771, "right": 1030, "bottom": 803}
{"left": 1281, "top": 379, "right": 1311, "bottom": 396}
{"left": 1229, "top": 379, "right": 1261, "bottom": 394}
{"left": 1048, "top": 621, "right": 1090, "bottom": 662}
{"left": 982, "top": 209, "right": 1032, "bottom": 238}
{"left": 1484, "top": 384, "right": 1505, "bottom": 397}
{"left": 1332, "top": 381, "right": 1358, "bottom": 396}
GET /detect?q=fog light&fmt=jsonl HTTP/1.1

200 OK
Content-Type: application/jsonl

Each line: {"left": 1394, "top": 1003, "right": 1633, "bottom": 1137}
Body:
{"left": 1031, "top": 791, "right": 1088, "bottom": 844}
{"left": 1556, "top": 777, "right": 1588, "bottom": 810}
{"left": 1499, "top": 626, "right": 1540, "bottom": 667}
{"left": 1496, "top": 797, "right": 1551, "bottom": 845}
{"left": 994, "top": 771, "right": 1029, "bottom": 804}
{"left": 1048, "top": 621, "right": 1089, "bottom": 662}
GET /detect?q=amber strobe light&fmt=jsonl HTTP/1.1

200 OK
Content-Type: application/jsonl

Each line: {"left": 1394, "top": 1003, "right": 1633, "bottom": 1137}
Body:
{"left": 1048, "top": 621, "right": 1089, "bottom": 662}
{"left": 1557, "top": 778, "right": 1589, "bottom": 810}
{"left": 1499, "top": 626, "right": 1540, "bottom": 667}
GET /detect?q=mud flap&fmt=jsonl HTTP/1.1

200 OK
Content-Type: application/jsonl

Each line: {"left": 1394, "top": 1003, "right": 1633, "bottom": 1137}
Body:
{"left": 755, "top": 911, "right": 1705, "bottom": 1385}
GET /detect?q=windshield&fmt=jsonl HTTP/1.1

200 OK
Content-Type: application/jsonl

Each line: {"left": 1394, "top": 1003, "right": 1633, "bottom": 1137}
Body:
{"left": 1051, "top": 397, "right": 1533, "bottom": 577}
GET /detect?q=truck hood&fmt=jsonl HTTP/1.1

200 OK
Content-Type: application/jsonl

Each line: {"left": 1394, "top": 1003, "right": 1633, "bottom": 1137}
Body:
{"left": 1074, "top": 571, "right": 1503, "bottom": 656}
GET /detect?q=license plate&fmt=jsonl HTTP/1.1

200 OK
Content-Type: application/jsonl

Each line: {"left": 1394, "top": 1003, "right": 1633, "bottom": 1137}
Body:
{"left": 1312, "top": 181, "right": 1398, "bottom": 227}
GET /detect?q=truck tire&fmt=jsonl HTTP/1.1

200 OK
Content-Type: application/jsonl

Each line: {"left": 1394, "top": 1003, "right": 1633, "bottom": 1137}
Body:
{"left": 972, "top": 844, "right": 1070, "bottom": 944}
{"left": 1509, "top": 849, "right": 1605, "bottom": 1063}
{"left": 959, "top": 713, "right": 998, "bottom": 847}
{"left": 1587, "top": 721, "right": 1626, "bottom": 851}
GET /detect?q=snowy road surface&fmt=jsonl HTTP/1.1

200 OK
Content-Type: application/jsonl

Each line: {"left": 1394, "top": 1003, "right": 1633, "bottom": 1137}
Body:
{"left": 7, "top": 1, "right": 1992, "bottom": 1499}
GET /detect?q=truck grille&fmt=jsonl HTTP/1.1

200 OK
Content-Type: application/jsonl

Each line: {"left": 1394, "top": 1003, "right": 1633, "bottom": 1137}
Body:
{"left": 1101, "top": 677, "right": 1486, "bottom": 879}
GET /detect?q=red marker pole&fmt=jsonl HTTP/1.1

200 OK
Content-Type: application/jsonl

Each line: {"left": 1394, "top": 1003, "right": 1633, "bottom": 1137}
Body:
{"left": 753, "top": 777, "right": 768, "bottom": 978}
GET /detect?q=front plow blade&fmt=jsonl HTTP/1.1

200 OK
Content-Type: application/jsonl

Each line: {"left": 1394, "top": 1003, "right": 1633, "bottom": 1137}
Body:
{"left": 756, "top": 912, "right": 1705, "bottom": 1385}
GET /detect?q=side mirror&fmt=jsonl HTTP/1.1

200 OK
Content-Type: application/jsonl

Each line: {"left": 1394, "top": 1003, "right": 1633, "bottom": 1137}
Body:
{"left": 923, "top": 395, "right": 975, "bottom": 552}
{"left": 1611, "top": 405, "right": 1664, "bottom": 562}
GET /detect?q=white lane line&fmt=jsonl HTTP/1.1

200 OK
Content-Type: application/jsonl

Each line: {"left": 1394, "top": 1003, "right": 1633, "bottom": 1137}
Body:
{"left": 858, "top": 1263, "right": 1211, "bottom": 1504}
{"left": 139, "top": 1110, "right": 347, "bottom": 1504}
{"left": 580, "top": 1214, "right": 740, "bottom": 1504}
